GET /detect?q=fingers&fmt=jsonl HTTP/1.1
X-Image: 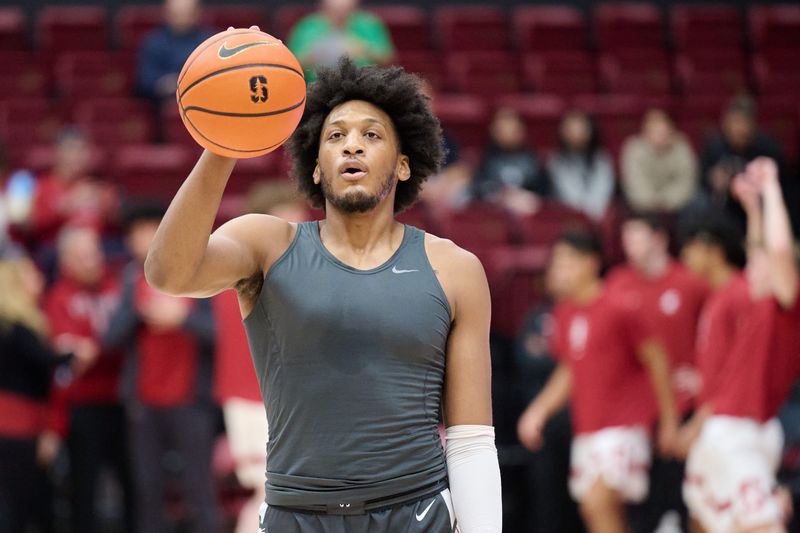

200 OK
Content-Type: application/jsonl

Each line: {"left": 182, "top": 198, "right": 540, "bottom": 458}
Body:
{"left": 228, "top": 25, "right": 260, "bottom": 31}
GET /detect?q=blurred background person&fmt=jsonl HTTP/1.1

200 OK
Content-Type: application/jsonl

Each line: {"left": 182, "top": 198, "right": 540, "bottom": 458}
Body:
{"left": 699, "top": 97, "right": 788, "bottom": 229}
{"left": 0, "top": 248, "right": 95, "bottom": 532}
{"left": 28, "top": 128, "right": 118, "bottom": 250}
{"left": 517, "top": 230, "right": 678, "bottom": 533}
{"left": 43, "top": 225, "right": 132, "bottom": 533}
{"left": 605, "top": 213, "right": 709, "bottom": 532}
{"left": 547, "top": 110, "right": 615, "bottom": 221}
{"left": 104, "top": 204, "right": 220, "bottom": 533}
{"left": 474, "top": 107, "right": 548, "bottom": 216}
{"left": 621, "top": 109, "right": 698, "bottom": 215}
{"left": 513, "top": 261, "right": 584, "bottom": 533}
{"left": 287, "top": 0, "right": 394, "bottom": 82}
{"left": 680, "top": 158, "right": 799, "bottom": 533}
{"left": 137, "top": 0, "right": 213, "bottom": 102}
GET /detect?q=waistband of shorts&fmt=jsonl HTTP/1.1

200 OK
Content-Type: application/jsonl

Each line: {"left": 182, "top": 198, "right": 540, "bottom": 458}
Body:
{"left": 268, "top": 478, "right": 448, "bottom": 515}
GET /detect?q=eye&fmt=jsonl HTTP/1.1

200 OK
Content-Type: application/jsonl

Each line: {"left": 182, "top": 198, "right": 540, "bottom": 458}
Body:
{"left": 365, "top": 131, "right": 381, "bottom": 139}
{"left": 328, "top": 131, "right": 343, "bottom": 140}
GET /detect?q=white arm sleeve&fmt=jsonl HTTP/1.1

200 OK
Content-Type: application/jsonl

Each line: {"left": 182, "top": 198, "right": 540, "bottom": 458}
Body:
{"left": 445, "top": 424, "right": 503, "bottom": 533}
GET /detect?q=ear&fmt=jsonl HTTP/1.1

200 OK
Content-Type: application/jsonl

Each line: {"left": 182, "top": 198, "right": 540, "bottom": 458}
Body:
{"left": 396, "top": 154, "right": 411, "bottom": 182}
{"left": 313, "top": 161, "right": 321, "bottom": 185}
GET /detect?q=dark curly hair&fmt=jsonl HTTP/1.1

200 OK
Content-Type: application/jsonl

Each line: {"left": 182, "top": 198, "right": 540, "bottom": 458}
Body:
{"left": 287, "top": 57, "right": 444, "bottom": 213}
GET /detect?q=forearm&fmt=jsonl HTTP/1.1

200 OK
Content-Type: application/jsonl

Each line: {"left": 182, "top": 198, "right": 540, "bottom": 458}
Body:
{"left": 763, "top": 177, "right": 798, "bottom": 305}
{"left": 145, "top": 151, "right": 236, "bottom": 293}
{"left": 445, "top": 425, "right": 502, "bottom": 533}
{"left": 642, "top": 346, "right": 679, "bottom": 428}
{"left": 528, "top": 364, "right": 571, "bottom": 418}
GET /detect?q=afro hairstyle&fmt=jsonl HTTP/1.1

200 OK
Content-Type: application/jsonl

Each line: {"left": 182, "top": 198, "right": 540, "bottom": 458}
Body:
{"left": 286, "top": 57, "right": 444, "bottom": 213}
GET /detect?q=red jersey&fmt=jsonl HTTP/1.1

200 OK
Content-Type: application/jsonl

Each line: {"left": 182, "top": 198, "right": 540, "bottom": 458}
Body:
{"left": 708, "top": 278, "right": 800, "bottom": 421}
{"left": 212, "top": 291, "right": 261, "bottom": 403}
{"left": 606, "top": 262, "right": 709, "bottom": 413}
{"left": 44, "top": 274, "right": 123, "bottom": 435}
{"left": 551, "top": 288, "right": 657, "bottom": 434}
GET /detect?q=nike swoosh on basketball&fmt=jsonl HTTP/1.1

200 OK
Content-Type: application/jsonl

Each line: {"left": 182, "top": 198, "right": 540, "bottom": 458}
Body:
{"left": 218, "top": 41, "right": 277, "bottom": 59}
{"left": 415, "top": 500, "right": 436, "bottom": 522}
{"left": 392, "top": 266, "right": 419, "bottom": 274}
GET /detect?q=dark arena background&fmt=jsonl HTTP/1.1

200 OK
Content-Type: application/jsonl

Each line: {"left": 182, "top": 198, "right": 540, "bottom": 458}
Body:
{"left": 0, "top": 1, "right": 799, "bottom": 532}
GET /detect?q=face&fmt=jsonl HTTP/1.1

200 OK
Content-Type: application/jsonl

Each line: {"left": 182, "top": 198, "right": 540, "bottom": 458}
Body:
{"left": 322, "top": 0, "right": 358, "bottom": 19}
{"left": 560, "top": 112, "right": 591, "bottom": 151}
{"left": 680, "top": 239, "right": 713, "bottom": 278}
{"left": 745, "top": 247, "right": 771, "bottom": 299}
{"left": 621, "top": 220, "right": 666, "bottom": 269}
{"left": 548, "top": 242, "right": 599, "bottom": 298}
{"left": 60, "top": 228, "right": 105, "bottom": 286}
{"left": 165, "top": 0, "right": 200, "bottom": 34}
{"left": 315, "top": 100, "right": 409, "bottom": 214}
{"left": 490, "top": 109, "right": 526, "bottom": 150}
{"left": 643, "top": 113, "right": 674, "bottom": 150}
{"left": 127, "top": 220, "right": 160, "bottom": 264}
{"left": 56, "top": 136, "right": 92, "bottom": 180}
{"left": 722, "top": 112, "right": 755, "bottom": 151}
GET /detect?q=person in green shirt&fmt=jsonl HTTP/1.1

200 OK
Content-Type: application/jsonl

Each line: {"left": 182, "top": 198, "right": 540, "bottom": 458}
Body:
{"left": 287, "top": 0, "right": 395, "bottom": 81}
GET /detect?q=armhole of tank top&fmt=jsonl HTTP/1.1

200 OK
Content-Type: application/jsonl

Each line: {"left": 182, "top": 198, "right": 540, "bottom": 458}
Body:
{"left": 241, "top": 223, "right": 304, "bottom": 324}
{"left": 420, "top": 230, "right": 455, "bottom": 324}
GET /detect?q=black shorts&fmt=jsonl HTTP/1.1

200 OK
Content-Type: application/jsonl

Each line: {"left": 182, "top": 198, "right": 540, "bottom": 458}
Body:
{"left": 259, "top": 489, "right": 456, "bottom": 533}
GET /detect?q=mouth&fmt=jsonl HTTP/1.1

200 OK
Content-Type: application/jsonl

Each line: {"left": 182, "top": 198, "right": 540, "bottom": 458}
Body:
{"left": 338, "top": 161, "right": 368, "bottom": 180}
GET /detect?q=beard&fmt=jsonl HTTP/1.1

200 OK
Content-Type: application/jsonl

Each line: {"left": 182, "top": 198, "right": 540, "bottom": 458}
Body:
{"left": 319, "top": 168, "right": 396, "bottom": 213}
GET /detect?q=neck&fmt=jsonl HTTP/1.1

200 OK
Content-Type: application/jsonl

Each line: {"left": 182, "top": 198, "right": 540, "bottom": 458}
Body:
{"left": 571, "top": 279, "right": 602, "bottom": 306}
{"left": 638, "top": 252, "right": 670, "bottom": 278}
{"left": 708, "top": 264, "right": 735, "bottom": 289}
{"left": 320, "top": 200, "right": 398, "bottom": 253}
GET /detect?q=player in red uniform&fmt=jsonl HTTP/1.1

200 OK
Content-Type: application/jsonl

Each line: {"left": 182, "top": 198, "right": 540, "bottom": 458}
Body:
{"left": 518, "top": 230, "right": 678, "bottom": 533}
{"left": 606, "top": 213, "right": 710, "bottom": 531}
{"left": 679, "top": 158, "right": 800, "bottom": 533}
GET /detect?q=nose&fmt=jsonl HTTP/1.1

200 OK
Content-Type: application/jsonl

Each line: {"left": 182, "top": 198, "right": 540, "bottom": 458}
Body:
{"left": 342, "top": 131, "right": 364, "bottom": 156}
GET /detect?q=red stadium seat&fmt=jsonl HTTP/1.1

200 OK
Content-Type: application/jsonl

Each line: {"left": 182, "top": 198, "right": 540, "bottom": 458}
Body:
{"left": 484, "top": 246, "right": 550, "bottom": 338}
{"left": 513, "top": 6, "right": 589, "bottom": 53}
{"left": 572, "top": 95, "right": 646, "bottom": 160}
{"left": 0, "top": 98, "right": 63, "bottom": 149}
{"left": 203, "top": 5, "right": 267, "bottom": 33}
{"left": 435, "top": 6, "right": 509, "bottom": 52}
{"left": 368, "top": 6, "right": 430, "bottom": 52}
{"left": 432, "top": 94, "right": 490, "bottom": 151}
{"left": 37, "top": 6, "right": 109, "bottom": 53}
{"left": 599, "top": 50, "right": 672, "bottom": 97}
{"left": 671, "top": 5, "right": 742, "bottom": 52}
{"left": 674, "top": 96, "right": 722, "bottom": 150}
{"left": 115, "top": 5, "right": 164, "bottom": 51}
{"left": 446, "top": 52, "right": 522, "bottom": 97}
{"left": 21, "top": 143, "right": 107, "bottom": 176}
{"left": 434, "top": 201, "right": 515, "bottom": 253}
{"left": 675, "top": 50, "right": 749, "bottom": 97}
{"left": 73, "top": 98, "right": 156, "bottom": 147}
{"left": 0, "top": 8, "right": 27, "bottom": 51}
{"left": 493, "top": 94, "right": 567, "bottom": 154}
{"left": 161, "top": 103, "right": 196, "bottom": 147}
{"left": 226, "top": 154, "right": 284, "bottom": 195}
{"left": 595, "top": 3, "right": 665, "bottom": 53}
{"left": 111, "top": 143, "right": 195, "bottom": 199}
{"left": 752, "top": 52, "right": 800, "bottom": 98}
{"left": 522, "top": 52, "right": 598, "bottom": 95}
{"left": 396, "top": 203, "right": 435, "bottom": 233}
{"left": 274, "top": 5, "right": 315, "bottom": 40}
{"left": 395, "top": 51, "right": 445, "bottom": 91}
{"left": 54, "top": 52, "right": 134, "bottom": 102}
{"left": 518, "top": 202, "right": 592, "bottom": 247}
{"left": 749, "top": 5, "right": 800, "bottom": 52}
{"left": 0, "top": 52, "right": 50, "bottom": 100}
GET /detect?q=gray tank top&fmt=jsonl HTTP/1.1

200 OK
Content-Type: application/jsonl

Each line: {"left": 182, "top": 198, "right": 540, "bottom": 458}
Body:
{"left": 243, "top": 221, "right": 451, "bottom": 507}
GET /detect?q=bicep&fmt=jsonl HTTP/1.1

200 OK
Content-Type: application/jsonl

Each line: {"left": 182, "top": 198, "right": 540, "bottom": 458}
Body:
{"left": 443, "top": 252, "right": 493, "bottom": 427}
{"left": 173, "top": 214, "right": 288, "bottom": 298}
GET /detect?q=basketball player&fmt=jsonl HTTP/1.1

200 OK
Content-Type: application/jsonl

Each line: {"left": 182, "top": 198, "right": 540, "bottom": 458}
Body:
{"left": 680, "top": 157, "right": 799, "bottom": 533}
{"left": 517, "top": 230, "right": 679, "bottom": 533}
{"left": 605, "top": 213, "right": 709, "bottom": 531}
{"left": 145, "top": 57, "right": 502, "bottom": 532}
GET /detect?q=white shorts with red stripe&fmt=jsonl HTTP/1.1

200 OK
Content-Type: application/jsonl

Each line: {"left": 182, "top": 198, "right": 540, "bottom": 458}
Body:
{"left": 683, "top": 416, "right": 784, "bottom": 533}
{"left": 569, "top": 425, "right": 651, "bottom": 503}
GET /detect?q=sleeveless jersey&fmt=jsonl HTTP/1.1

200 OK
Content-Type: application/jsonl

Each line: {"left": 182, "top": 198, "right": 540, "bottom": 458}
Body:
{"left": 243, "top": 221, "right": 452, "bottom": 507}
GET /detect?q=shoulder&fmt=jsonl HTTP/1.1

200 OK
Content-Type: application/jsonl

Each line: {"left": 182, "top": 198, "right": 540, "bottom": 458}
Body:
{"left": 423, "top": 233, "right": 488, "bottom": 316}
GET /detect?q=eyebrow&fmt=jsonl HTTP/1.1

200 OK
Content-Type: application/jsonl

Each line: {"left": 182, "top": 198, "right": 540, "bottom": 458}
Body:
{"left": 327, "top": 118, "right": 384, "bottom": 128}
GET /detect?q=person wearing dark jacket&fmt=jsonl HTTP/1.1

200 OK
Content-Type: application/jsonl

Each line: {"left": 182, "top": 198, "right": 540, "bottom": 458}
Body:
{"left": 0, "top": 248, "right": 95, "bottom": 532}
{"left": 103, "top": 205, "right": 219, "bottom": 533}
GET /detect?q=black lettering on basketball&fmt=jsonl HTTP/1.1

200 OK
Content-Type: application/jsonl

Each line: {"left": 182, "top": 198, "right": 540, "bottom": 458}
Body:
{"left": 249, "top": 75, "right": 269, "bottom": 103}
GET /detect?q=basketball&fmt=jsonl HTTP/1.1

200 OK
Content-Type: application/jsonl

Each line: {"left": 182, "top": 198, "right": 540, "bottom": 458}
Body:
{"left": 176, "top": 28, "right": 306, "bottom": 158}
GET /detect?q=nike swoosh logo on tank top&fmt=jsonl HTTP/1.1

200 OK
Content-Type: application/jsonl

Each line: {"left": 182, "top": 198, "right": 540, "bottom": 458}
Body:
{"left": 392, "top": 266, "right": 419, "bottom": 274}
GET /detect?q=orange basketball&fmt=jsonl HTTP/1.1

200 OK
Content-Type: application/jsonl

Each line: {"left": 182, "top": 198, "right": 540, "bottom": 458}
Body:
{"left": 176, "top": 28, "right": 306, "bottom": 158}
